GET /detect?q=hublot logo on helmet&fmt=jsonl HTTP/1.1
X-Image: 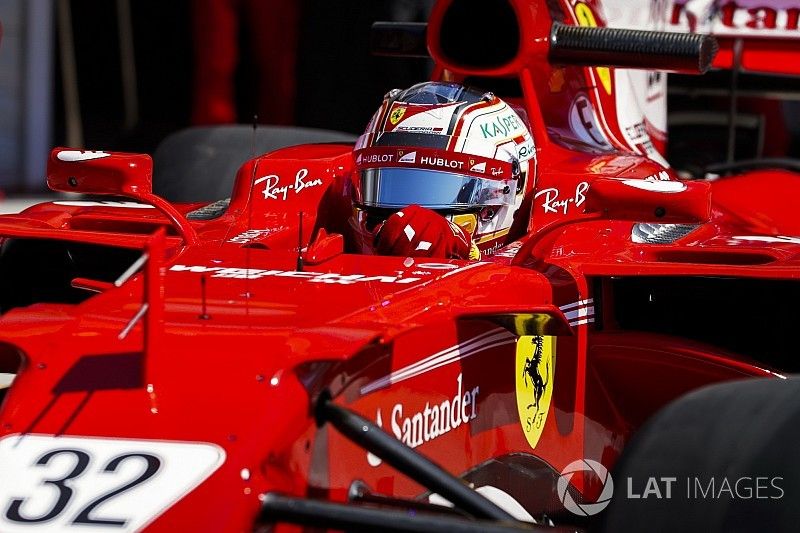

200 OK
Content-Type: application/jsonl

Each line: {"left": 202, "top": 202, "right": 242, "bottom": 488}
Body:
{"left": 420, "top": 155, "right": 464, "bottom": 170}
{"left": 362, "top": 153, "right": 395, "bottom": 164}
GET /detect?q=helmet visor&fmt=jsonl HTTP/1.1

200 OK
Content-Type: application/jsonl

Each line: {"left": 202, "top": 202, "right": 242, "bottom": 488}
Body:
{"left": 359, "top": 167, "right": 515, "bottom": 210}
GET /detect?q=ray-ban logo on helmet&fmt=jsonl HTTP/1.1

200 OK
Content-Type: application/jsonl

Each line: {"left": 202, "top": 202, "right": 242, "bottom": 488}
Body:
{"left": 557, "top": 459, "right": 614, "bottom": 516}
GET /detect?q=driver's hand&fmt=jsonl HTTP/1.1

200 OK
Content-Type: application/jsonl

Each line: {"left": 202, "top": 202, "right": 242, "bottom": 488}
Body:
{"left": 375, "top": 205, "right": 473, "bottom": 260}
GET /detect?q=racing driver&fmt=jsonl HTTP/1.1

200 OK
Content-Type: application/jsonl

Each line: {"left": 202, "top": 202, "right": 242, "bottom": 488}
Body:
{"left": 349, "top": 82, "right": 537, "bottom": 260}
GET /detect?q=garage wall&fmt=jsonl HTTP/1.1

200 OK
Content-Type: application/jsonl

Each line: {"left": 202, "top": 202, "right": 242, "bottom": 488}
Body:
{"left": 0, "top": 0, "right": 53, "bottom": 192}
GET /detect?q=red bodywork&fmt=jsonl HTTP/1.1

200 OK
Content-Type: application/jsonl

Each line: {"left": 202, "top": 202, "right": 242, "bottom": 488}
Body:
{"left": 0, "top": 1, "right": 798, "bottom": 531}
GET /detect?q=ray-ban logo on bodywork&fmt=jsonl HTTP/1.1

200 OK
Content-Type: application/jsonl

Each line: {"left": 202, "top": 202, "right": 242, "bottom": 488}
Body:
{"left": 255, "top": 168, "right": 323, "bottom": 201}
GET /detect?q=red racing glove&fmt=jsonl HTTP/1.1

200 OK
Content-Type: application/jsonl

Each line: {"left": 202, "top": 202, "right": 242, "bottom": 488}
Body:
{"left": 374, "top": 205, "right": 474, "bottom": 259}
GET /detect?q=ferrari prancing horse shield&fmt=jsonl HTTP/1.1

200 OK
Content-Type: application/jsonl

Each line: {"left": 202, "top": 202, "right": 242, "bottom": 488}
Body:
{"left": 515, "top": 335, "right": 555, "bottom": 449}
{"left": 389, "top": 106, "right": 406, "bottom": 125}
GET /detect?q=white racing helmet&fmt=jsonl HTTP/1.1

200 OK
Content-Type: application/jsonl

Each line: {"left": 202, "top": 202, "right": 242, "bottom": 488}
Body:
{"left": 352, "top": 82, "right": 536, "bottom": 256}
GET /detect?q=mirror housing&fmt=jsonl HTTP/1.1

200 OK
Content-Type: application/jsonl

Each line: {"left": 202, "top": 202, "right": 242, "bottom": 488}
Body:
{"left": 46, "top": 148, "right": 198, "bottom": 245}
{"left": 47, "top": 149, "right": 153, "bottom": 196}
{"left": 584, "top": 177, "right": 711, "bottom": 224}
{"left": 512, "top": 176, "right": 711, "bottom": 266}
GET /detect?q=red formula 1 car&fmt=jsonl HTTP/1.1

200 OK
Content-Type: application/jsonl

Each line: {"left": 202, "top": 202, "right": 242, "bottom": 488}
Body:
{"left": 1, "top": 1, "right": 800, "bottom": 532}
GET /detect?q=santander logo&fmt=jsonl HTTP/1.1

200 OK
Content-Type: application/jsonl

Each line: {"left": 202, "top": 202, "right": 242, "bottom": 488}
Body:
{"left": 367, "top": 373, "right": 479, "bottom": 467}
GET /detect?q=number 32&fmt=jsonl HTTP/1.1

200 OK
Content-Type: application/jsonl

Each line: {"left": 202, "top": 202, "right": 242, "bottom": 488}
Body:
{"left": 5, "top": 448, "right": 161, "bottom": 527}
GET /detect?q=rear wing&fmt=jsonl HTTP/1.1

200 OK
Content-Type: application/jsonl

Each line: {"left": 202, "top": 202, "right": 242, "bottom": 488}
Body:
{"left": 667, "top": 2, "right": 800, "bottom": 75}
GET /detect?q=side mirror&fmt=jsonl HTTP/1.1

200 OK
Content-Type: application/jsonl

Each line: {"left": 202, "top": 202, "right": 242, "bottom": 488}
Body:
{"left": 584, "top": 177, "right": 711, "bottom": 223}
{"left": 46, "top": 148, "right": 198, "bottom": 245}
{"left": 47, "top": 149, "right": 153, "bottom": 195}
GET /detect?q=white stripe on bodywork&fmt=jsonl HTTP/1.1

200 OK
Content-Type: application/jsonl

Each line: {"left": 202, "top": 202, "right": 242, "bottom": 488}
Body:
{"left": 559, "top": 298, "right": 593, "bottom": 312}
{"left": 360, "top": 328, "right": 514, "bottom": 395}
{"left": 564, "top": 306, "right": 594, "bottom": 321}
{"left": 53, "top": 201, "right": 155, "bottom": 209}
{"left": 379, "top": 330, "right": 508, "bottom": 384}
{"left": 440, "top": 261, "right": 489, "bottom": 279}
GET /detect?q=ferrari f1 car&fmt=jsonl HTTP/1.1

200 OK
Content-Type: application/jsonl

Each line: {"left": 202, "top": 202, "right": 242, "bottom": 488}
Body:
{"left": 1, "top": 0, "right": 799, "bottom": 532}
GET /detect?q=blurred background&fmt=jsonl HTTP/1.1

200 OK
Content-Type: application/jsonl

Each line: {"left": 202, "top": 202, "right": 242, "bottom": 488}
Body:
{"left": 0, "top": 0, "right": 433, "bottom": 194}
{"left": 2, "top": 0, "right": 800, "bottom": 202}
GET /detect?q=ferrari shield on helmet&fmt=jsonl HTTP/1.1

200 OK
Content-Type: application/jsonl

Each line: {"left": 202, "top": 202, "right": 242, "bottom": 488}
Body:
{"left": 353, "top": 82, "right": 536, "bottom": 256}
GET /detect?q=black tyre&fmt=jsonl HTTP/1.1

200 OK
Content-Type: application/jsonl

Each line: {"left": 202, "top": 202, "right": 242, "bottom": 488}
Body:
{"left": 602, "top": 376, "right": 800, "bottom": 532}
{"left": 152, "top": 125, "right": 356, "bottom": 203}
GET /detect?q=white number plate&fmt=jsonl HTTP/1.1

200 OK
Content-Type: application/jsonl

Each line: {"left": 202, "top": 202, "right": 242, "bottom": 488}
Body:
{"left": 0, "top": 434, "right": 225, "bottom": 532}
